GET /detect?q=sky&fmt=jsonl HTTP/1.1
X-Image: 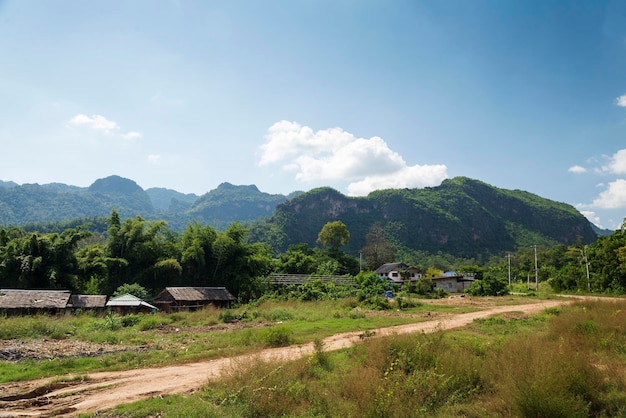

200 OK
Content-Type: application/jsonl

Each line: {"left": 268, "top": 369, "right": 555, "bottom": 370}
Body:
{"left": 2, "top": 1, "right": 626, "bottom": 230}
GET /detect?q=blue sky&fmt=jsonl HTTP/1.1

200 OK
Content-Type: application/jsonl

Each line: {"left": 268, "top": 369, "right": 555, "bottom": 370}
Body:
{"left": 2, "top": 1, "right": 626, "bottom": 230}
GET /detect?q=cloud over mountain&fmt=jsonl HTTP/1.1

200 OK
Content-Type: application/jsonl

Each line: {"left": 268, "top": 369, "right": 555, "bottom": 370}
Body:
{"left": 259, "top": 120, "right": 447, "bottom": 196}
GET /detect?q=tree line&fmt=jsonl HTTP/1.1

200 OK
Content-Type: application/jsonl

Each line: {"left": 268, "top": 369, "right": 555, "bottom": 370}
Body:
{"left": 0, "top": 212, "right": 361, "bottom": 300}
{"left": 1, "top": 211, "right": 625, "bottom": 300}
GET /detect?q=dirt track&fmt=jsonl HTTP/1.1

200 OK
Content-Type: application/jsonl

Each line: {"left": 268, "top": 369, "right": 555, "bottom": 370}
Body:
{"left": 0, "top": 299, "right": 571, "bottom": 417}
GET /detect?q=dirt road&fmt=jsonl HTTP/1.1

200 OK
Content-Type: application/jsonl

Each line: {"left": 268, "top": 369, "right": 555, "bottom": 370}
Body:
{"left": 0, "top": 299, "right": 570, "bottom": 417}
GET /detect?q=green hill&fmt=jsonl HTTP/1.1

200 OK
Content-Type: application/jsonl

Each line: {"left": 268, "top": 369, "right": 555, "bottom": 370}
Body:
{"left": 185, "top": 182, "right": 301, "bottom": 229}
{"left": 0, "top": 175, "right": 598, "bottom": 259}
{"left": 262, "top": 177, "right": 596, "bottom": 257}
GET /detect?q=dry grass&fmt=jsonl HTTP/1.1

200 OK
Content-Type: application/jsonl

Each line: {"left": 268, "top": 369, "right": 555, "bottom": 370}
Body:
{"left": 190, "top": 298, "right": 626, "bottom": 418}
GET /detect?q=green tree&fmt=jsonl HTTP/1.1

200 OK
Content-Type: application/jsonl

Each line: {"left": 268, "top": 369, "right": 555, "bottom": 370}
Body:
{"left": 104, "top": 213, "right": 173, "bottom": 293}
{"left": 588, "top": 226, "right": 626, "bottom": 293}
{"left": 0, "top": 227, "right": 89, "bottom": 291}
{"left": 113, "top": 282, "right": 150, "bottom": 301}
{"left": 179, "top": 222, "right": 217, "bottom": 285}
{"left": 274, "top": 244, "right": 316, "bottom": 274}
{"left": 317, "top": 220, "right": 350, "bottom": 252}
{"left": 466, "top": 267, "right": 509, "bottom": 296}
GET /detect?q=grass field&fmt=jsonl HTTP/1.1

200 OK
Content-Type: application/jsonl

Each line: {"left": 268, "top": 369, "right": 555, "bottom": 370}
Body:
{"left": 0, "top": 297, "right": 480, "bottom": 383}
{"left": 3, "top": 295, "right": 626, "bottom": 417}
{"left": 109, "top": 298, "right": 626, "bottom": 417}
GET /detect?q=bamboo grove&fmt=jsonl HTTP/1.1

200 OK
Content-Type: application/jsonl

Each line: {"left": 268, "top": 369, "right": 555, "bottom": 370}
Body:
{"left": 1, "top": 211, "right": 625, "bottom": 300}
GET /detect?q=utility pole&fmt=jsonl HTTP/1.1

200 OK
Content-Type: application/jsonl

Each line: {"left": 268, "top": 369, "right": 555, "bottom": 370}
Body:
{"left": 506, "top": 252, "right": 513, "bottom": 286}
{"left": 532, "top": 245, "right": 538, "bottom": 291}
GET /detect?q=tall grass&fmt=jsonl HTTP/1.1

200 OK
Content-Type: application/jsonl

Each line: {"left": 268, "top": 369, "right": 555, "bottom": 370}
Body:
{"left": 164, "top": 299, "right": 626, "bottom": 418}
{"left": 0, "top": 298, "right": 453, "bottom": 383}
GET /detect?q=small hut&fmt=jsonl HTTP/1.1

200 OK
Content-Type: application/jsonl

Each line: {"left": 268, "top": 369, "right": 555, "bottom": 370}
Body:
{"left": 154, "top": 287, "right": 236, "bottom": 312}
{"left": 431, "top": 273, "right": 475, "bottom": 293}
{"left": 0, "top": 289, "right": 71, "bottom": 315}
{"left": 105, "top": 293, "right": 158, "bottom": 314}
{"left": 67, "top": 295, "right": 108, "bottom": 313}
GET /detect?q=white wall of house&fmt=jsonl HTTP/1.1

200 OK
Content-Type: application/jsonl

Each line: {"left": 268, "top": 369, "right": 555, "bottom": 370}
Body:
{"left": 378, "top": 269, "right": 422, "bottom": 281}
{"left": 432, "top": 277, "right": 473, "bottom": 293}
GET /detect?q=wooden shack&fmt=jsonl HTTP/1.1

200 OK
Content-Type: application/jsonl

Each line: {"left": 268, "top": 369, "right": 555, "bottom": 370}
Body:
{"left": 0, "top": 289, "right": 71, "bottom": 315}
{"left": 154, "top": 287, "right": 236, "bottom": 312}
{"left": 67, "top": 295, "right": 108, "bottom": 313}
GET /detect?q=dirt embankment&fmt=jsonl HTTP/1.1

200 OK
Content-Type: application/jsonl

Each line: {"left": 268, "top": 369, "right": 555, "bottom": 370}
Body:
{"left": 0, "top": 298, "right": 571, "bottom": 417}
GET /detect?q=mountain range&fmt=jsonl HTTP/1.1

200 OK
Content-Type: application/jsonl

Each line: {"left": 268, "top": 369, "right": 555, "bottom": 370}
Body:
{"left": 0, "top": 175, "right": 604, "bottom": 257}
{"left": 0, "top": 175, "right": 298, "bottom": 231}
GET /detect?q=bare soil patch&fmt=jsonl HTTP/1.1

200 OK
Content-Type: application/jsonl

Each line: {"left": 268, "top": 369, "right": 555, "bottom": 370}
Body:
{"left": 0, "top": 339, "right": 148, "bottom": 362}
{"left": 0, "top": 298, "right": 571, "bottom": 417}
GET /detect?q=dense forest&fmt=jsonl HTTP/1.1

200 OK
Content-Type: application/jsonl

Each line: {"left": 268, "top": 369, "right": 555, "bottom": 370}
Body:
{"left": 1, "top": 176, "right": 600, "bottom": 258}
{"left": 248, "top": 177, "right": 597, "bottom": 259}
{"left": 0, "top": 207, "right": 625, "bottom": 300}
{"left": 0, "top": 176, "right": 297, "bottom": 231}
{"left": 1, "top": 174, "right": 620, "bottom": 300}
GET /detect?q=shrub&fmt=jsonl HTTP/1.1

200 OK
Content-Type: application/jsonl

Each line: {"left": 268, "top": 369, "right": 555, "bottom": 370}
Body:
{"left": 94, "top": 312, "right": 122, "bottom": 331}
{"left": 466, "top": 275, "right": 509, "bottom": 296}
{"left": 121, "top": 314, "right": 141, "bottom": 327}
{"left": 139, "top": 315, "right": 166, "bottom": 331}
{"left": 219, "top": 310, "right": 238, "bottom": 323}
{"left": 264, "top": 326, "right": 293, "bottom": 347}
{"left": 312, "top": 338, "right": 331, "bottom": 371}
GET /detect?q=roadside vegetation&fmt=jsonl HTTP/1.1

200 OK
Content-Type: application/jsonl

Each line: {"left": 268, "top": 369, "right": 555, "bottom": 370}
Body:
{"left": 2, "top": 209, "right": 626, "bottom": 416}
{"left": 0, "top": 293, "right": 484, "bottom": 384}
{"left": 1, "top": 211, "right": 626, "bottom": 302}
{"left": 104, "top": 298, "right": 626, "bottom": 418}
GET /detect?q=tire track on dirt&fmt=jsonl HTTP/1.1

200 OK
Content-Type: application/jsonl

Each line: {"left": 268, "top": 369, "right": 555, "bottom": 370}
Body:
{"left": 0, "top": 299, "right": 571, "bottom": 417}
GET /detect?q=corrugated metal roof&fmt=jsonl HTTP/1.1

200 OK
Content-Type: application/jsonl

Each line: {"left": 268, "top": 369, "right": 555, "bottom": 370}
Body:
{"left": 0, "top": 289, "right": 71, "bottom": 309}
{"left": 106, "top": 293, "right": 158, "bottom": 310}
{"left": 156, "top": 287, "right": 236, "bottom": 302}
{"left": 375, "top": 263, "right": 412, "bottom": 274}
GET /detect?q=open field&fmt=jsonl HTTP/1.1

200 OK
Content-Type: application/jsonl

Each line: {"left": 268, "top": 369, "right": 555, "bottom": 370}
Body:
{"left": 0, "top": 295, "right": 604, "bottom": 417}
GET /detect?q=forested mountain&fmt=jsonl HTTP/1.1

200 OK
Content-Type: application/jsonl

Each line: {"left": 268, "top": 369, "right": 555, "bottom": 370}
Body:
{"left": 259, "top": 177, "right": 597, "bottom": 258}
{"left": 145, "top": 187, "right": 198, "bottom": 212}
{"left": 0, "top": 175, "right": 600, "bottom": 259}
{"left": 0, "top": 176, "right": 154, "bottom": 224}
{"left": 0, "top": 176, "right": 296, "bottom": 230}
{"left": 185, "top": 183, "right": 301, "bottom": 229}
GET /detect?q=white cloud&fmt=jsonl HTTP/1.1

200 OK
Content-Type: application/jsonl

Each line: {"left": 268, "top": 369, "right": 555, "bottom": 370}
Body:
{"left": 568, "top": 165, "right": 587, "bottom": 174}
{"left": 579, "top": 210, "right": 603, "bottom": 228}
{"left": 601, "top": 149, "right": 626, "bottom": 174}
{"left": 67, "top": 114, "right": 120, "bottom": 134}
{"left": 259, "top": 120, "right": 448, "bottom": 195}
{"left": 616, "top": 95, "right": 626, "bottom": 107}
{"left": 591, "top": 179, "right": 626, "bottom": 209}
{"left": 347, "top": 164, "right": 448, "bottom": 196}
{"left": 67, "top": 114, "right": 142, "bottom": 142}
{"left": 123, "top": 131, "right": 143, "bottom": 140}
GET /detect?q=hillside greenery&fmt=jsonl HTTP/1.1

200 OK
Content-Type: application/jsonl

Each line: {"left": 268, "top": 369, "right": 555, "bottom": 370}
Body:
{"left": 0, "top": 175, "right": 616, "bottom": 298}
{"left": 0, "top": 176, "right": 295, "bottom": 232}
{"left": 250, "top": 177, "right": 596, "bottom": 259}
{"left": 0, "top": 205, "right": 624, "bottom": 299}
